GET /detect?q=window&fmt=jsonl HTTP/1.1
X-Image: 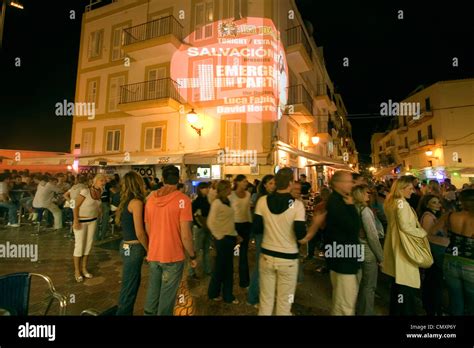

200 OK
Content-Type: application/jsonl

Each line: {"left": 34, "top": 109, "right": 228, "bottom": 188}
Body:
{"left": 144, "top": 127, "right": 164, "bottom": 150}
{"left": 289, "top": 127, "right": 298, "bottom": 147}
{"left": 404, "top": 137, "right": 408, "bottom": 148}
{"left": 192, "top": 58, "right": 214, "bottom": 102}
{"left": 111, "top": 25, "right": 128, "bottom": 61}
{"left": 105, "top": 129, "right": 121, "bottom": 152}
{"left": 88, "top": 30, "right": 103, "bottom": 59}
{"left": 425, "top": 97, "right": 431, "bottom": 111}
{"left": 379, "top": 146, "right": 382, "bottom": 152}
{"left": 195, "top": 1, "right": 213, "bottom": 41}
{"left": 225, "top": 120, "right": 241, "bottom": 149}
{"left": 146, "top": 67, "right": 167, "bottom": 100}
{"left": 417, "top": 130, "right": 422, "bottom": 142}
{"left": 108, "top": 75, "right": 126, "bottom": 112}
{"left": 428, "top": 125, "right": 433, "bottom": 139}
{"left": 82, "top": 130, "right": 95, "bottom": 155}
{"left": 86, "top": 79, "right": 98, "bottom": 104}
{"left": 222, "top": 0, "right": 246, "bottom": 20}
{"left": 148, "top": 11, "right": 171, "bottom": 39}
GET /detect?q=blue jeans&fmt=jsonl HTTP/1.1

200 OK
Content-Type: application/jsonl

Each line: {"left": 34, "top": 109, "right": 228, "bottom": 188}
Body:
{"left": 444, "top": 256, "right": 474, "bottom": 315}
{"left": 116, "top": 242, "right": 146, "bottom": 315}
{"left": 189, "top": 226, "right": 212, "bottom": 276}
{"left": 144, "top": 260, "right": 184, "bottom": 316}
{"left": 247, "top": 233, "right": 263, "bottom": 305}
{"left": 0, "top": 201, "right": 18, "bottom": 224}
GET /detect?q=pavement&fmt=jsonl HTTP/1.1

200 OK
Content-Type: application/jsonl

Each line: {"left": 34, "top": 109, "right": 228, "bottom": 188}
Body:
{"left": 0, "top": 223, "right": 398, "bottom": 316}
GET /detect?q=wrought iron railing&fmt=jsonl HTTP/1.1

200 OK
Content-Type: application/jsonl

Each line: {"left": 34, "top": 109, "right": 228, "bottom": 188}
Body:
{"left": 123, "top": 15, "right": 183, "bottom": 46}
{"left": 120, "top": 78, "right": 181, "bottom": 104}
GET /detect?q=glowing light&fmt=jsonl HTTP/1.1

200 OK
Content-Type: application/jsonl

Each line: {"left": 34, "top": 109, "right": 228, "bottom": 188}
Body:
{"left": 425, "top": 150, "right": 433, "bottom": 156}
{"left": 10, "top": 1, "right": 24, "bottom": 9}
{"left": 187, "top": 109, "right": 199, "bottom": 124}
{"left": 72, "top": 160, "right": 79, "bottom": 172}
{"left": 311, "top": 136, "right": 320, "bottom": 145}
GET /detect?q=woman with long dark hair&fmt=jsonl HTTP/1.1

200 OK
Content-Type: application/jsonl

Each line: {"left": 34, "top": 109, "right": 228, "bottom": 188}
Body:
{"left": 247, "top": 175, "right": 275, "bottom": 307}
{"left": 229, "top": 174, "right": 252, "bottom": 288}
{"left": 115, "top": 171, "right": 148, "bottom": 315}
{"left": 417, "top": 194, "right": 446, "bottom": 315}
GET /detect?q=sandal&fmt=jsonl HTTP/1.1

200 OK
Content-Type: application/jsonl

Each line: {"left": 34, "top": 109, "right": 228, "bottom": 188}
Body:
{"left": 75, "top": 275, "right": 84, "bottom": 283}
{"left": 83, "top": 272, "right": 93, "bottom": 279}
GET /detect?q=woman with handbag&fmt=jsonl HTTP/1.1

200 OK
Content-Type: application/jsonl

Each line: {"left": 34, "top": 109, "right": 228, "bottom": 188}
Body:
{"left": 382, "top": 176, "right": 433, "bottom": 315}
{"left": 417, "top": 194, "right": 447, "bottom": 315}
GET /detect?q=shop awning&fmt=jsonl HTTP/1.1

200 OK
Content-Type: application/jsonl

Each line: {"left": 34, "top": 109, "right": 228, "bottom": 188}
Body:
{"left": 76, "top": 153, "right": 184, "bottom": 166}
{"left": 457, "top": 167, "right": 474, "bottom": 177}
{"left": 373, "top": 165, "right": 398, "bottom": 178}
{"left": 276, "top": 141, "right": 347, "bottom": 166}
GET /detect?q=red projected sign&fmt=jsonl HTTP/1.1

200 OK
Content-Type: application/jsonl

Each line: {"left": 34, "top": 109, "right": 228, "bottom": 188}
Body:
{"left": 171, "top": 17, "right": 288, "bottom": 123}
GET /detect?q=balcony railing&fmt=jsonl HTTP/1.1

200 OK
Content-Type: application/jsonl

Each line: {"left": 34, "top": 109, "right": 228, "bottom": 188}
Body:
{"left": 123, "top": 15, "right": 183, "bottom": 46}
{"left": 120, "top": 78, "right": 181, "bottom": 104}
{"left": 288, "top": 84, "right": 312, "bottom": 114}
{"left": 286, "top": 25, "right": 312, "bottom": 59}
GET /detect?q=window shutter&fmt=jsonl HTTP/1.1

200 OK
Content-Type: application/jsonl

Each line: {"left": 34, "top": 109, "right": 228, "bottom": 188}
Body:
{"left": 154, "top": 127, "right": 163, "bottom": 150}
{"left": 114, "top": 130, "right": 121, "bottom": 151}
{"left": 145, "top": 128, "right": 153, "bottom": 150}
{"left": 106, "top": 131, "right": 113, "bottom": 152}
{"left": 195, "top": 3, "right": 204, "bottom": 40}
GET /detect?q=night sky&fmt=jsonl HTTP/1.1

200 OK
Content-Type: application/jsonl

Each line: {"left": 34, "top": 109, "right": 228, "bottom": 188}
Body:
{"left": 1, "top": 0, "right": 473, "bottom": 163}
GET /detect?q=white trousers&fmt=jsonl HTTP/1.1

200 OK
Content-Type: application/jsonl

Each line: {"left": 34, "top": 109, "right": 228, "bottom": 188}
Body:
{"left": 73, "top": 220, "right": 97, "bottom": 257}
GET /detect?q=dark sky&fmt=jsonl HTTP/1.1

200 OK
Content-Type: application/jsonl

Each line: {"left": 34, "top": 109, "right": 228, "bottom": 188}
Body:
{"left": 1, "top": 1, "right": 473, "bottom": 163}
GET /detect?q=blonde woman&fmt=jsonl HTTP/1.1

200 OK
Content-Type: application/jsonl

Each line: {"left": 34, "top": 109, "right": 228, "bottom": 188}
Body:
{"left": 352, "top": 185, "right": 384, "bottom": 315}
{"left": 382, "top": 176, "right": 429, "bottom": 315}
{"left": 72, "top": 174, "right": 106, "bottom": 282}
{"left": 115, "top": 171, "right": 148, "bottom": 315}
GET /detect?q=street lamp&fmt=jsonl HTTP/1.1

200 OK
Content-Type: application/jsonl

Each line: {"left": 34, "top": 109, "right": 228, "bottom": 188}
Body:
{"left": 187, "top": 109, "right": 203, "bottom": 136}
{"left": 0, "top": 0, "right": 24, "bottom": 49}
{"left": 311, "top": 136, "right": 320, "bottom": 145}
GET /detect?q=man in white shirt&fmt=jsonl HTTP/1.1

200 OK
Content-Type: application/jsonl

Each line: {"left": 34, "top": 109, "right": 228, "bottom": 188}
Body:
{"left": 33, "top": 176, "right": 63, "bottom": 230}
{"left": 252, "top": 167, "right": 307, "bottom": 315}
{"left": 0, "top": 174, "right": 20, "bottom": 227}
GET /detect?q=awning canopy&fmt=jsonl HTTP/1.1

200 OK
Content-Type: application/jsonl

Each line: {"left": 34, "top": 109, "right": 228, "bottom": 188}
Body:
{"left": 373, "top": 165, "right": 398, "bottom": 178}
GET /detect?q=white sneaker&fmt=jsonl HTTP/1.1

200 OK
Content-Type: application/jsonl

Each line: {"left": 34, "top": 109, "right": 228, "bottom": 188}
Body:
{"left": 7, "top": 223, "right": 20, "bottom": 227}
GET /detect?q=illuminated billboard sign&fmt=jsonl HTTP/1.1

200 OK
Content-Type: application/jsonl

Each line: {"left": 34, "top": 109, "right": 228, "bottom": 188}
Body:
{"left": 171, "top": 17, "right": 288, "bottom": 123}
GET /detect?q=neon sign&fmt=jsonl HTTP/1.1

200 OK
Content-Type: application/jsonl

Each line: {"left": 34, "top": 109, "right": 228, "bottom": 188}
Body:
{"left": 171, "top": 17, "right": 288, "bottom": 123}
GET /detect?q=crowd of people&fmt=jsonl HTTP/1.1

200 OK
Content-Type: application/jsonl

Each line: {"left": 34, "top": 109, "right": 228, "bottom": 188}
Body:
{"left": 1, "top": 167, "right": 473, "bottom": 316}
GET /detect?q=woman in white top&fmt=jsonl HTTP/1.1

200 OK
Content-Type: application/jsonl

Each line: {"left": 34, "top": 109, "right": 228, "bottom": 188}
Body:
{"left": 229, "top": 174, "right": 252, "bottom": 288}
{"left": 207, "top": 180, "right": 242, "bottom": 303}
{"left": 72, "top": 174, "right": 106, "bottom": 282}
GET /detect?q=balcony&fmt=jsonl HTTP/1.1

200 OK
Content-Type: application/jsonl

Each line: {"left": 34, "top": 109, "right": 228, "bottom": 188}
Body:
{"left": 418, "top": 110, "right": 434, "bottom": 123}
{"left": 418, "top": 135, "right": 435, "bottom": 148}
{"left": 122, "top": 15, "right": 183, "bottom": 61}
{"left": 407, "top": 109, "right": 434, "bottom": 127}
{"left": 385, "top": 143, "right": 395, "bottom": 153}
{"left": 409, "top": 139, "right": 419, "bottom": 150}
{"left": 398, "top": 145, "right": 409, "bottom": 155}
{"left": 314, "top": 84, "right": 337, "bottom": 112}
{"left": 397, "top": 125, "right": 408, "bottom": 134}
{"left": 286, "top": 26, "right": 312, "bottom": 73}
{"left": 119, "top": 78, "right": 182, "bottom": 116}
{"left": 287, "top": 84, "right": 313, "bottom": 123}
